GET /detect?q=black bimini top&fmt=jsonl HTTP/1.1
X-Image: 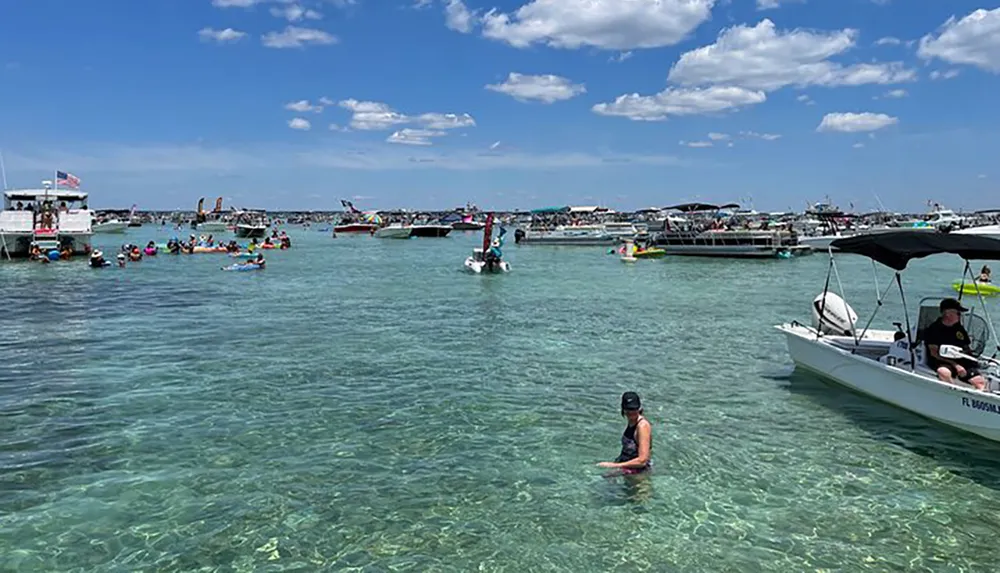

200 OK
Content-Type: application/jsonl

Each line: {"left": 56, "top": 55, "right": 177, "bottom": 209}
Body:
{"left": 665, "top": 202, "right": 740, "bottom": 213}
{"left": 830, "top": 231, "right": 1000, "bottom": 270}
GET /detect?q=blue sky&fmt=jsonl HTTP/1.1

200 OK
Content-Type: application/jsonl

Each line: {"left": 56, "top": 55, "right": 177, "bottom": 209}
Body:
{"left": 0, "top": 0, "right": 997, "bottom": 212}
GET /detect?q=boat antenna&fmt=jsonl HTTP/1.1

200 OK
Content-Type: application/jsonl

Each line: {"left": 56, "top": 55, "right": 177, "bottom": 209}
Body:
{"left": 0, "top": 150, "right": 7, "bottom": 190}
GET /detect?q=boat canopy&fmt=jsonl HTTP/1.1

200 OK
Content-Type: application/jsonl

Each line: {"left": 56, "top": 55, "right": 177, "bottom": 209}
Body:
{"left": 530, "top": 206, "right": 569, "bottom": 214}
{"left": 831, "top": 231, "right": 1000, "bottom": 270}
{"left": 665, "top": 202, "right": 740, "bottom": 213}
{"left": 4, "top": 189, "right": 89, "bottom": 202}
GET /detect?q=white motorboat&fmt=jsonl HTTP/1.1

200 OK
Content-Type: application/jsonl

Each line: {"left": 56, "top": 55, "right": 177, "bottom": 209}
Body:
{"left": 195, "top": 221, "right": 229, "bottom": 232}
{"left": 954, "top": 224, "right": 1000, "bottom": 241}
{"left": 193, "top": 197, "right": 230, "bottom": 232}
{"left": 0, "top": 186, "right": 93, "bottom": 258}
{"left": 465, "top": 213, "right": 510, "bottom": 273}
{"left": 514, "top": 224, "right": 620, "bottom": 246}
{"left": 776, "top": 231, "right": 1000, "bottom": 442}
{"left": 92, "top": 218, "right": 128, "bottom": 233}
{"left": 465, "top": 248, "right": 511, "bottom": 273}
{"left": 374, "top": 223, "right": 412, "bottom": 239}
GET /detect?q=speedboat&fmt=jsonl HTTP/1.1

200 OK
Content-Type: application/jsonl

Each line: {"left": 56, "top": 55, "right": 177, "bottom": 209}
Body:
{"left": 776, "top": 231, "right": 1000, "bottom": 442}
{"left": 464, "top": 213, "right": 510, "bottom": 273}
{"left": 410, "top": 224, "right": 452, "bottom": 238}
{"left": 93, "top": 218, "right": 128, "bottom": 233}
{"left": 465, "top": 248, "right": 511, "bottom": 273}
{"left": 374, "top": 223, "right": 412, "bottom": 239}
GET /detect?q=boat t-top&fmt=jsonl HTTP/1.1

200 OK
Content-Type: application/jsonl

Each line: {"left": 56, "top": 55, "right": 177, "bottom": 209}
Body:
{"left": 776, "top": 231, "right": 1000, "bottom": 442}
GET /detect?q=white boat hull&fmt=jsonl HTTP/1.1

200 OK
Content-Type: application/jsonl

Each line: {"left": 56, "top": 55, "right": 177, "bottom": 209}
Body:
{"left": 778, "top": 324, "right": 1000, "bottom": 442}
{"left": 93, "top": 221, "right": 128, "bottom": 233}
{"left": 374, "top": 225, "right": 412, "bottom": 239}
{"left": 196, "top": 221, "right": 230, "bottom": 232}
{"left": 954, "top": 225, "right": 1000, "bottom": 241}
{"left": 464, "top": 257, "right": 510, "bottom": 273}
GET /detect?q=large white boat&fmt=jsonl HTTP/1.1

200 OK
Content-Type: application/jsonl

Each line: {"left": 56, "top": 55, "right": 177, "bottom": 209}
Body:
{"left": 776, "top": 231, "right": 1000, "bottom": 442}
{"left": 653, "top": 228, "right": 808, "bottom": 258}
{"left": 514, "top": 222, "right": 638, "bottom": 246}
{"left": 0, "top": 187, "right": 93, "bottom": 258}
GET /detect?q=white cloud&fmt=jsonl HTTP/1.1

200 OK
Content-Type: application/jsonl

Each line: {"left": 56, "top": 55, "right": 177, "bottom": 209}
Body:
{"left": 485, "top": 73, "right": 586, "bottom": 103}
{"left": 796, "top": 94, "right": 815, "bottom": 105}
{"left": 413, "top": 0, "right": 433, "bottom": 8}
{"left": 415, "top": 113, "right": 476, "bottom": 129}
{"left": 929, "top": 69, "right": 960, "bottom": 80}
{"left": 318, "top": 96, "right": 335, "bottom": 106}
{"left": 212, "top": 0, "right": 259, "bottom": 7}
{"left": 489, "top": 141, "right": 501, "bottom": 150}
{"left": 387, "top": 128, "right": 448, "bottom": 146}
{"left": 817, "top": 112, "right": 898, "bottom": 133}
{"left": 978, "top": 174, "right": 987, "bottom": 179}
{"left": 481, "top": 0, "right": 716, "bottom": 50}
{"left": 337, "top": 100, "right": 475, "bottom": 134}
{"left": 339, "top": 100, "right": 410, "bottom": 130}
{"left": 262, "top": 26, "right": 337, "bottom": 48}
{"left": 668, "top": 19, "right": 916, "bottom": 91}
{"left": 198, "top": 27, "right": 247, "bottom": 43}
{"left": 328, "top": 123, "right": 350, "bottom": 132}
{"left": 918, "top": 8, "right": 1000, "bottom": 72}
{"left": 756, "top": 0, "right": 804, "bottom": 10}
{"left": 271, "top": 4, "right": 323, "bottom": 21}
{"left": 852, "top": 142, "right": 865, "bottom": 148}
{"left": 875, "top": 36, "right": 901, "bottom": 46}
{"left": 680, "top": 141, "right": 713, "bottom": 148}
{"left": 740, "top": 131, "right": 781, "bottom": 140}
{"left": 285, "top": 99, "right": 324, "bottom": 113}
{"left": 445, "top": 0, "right": 476, "bottom": 33}
{"left": 592, "top": 86, "right": 766, "bottom": 121}
{"left": 610, "top": 51, "right": 633, "bottom": 63}
{"left": 8, "top": 143, "right": 683, "bottom": 174}
{"left": 707, "top": 132, "right": 730, "bottom": 140}
{"left": 288, "top": 118, "right": 312, "bottom": 130}
{"left": 881, "top": 89, "right": 907, "bottom": 98}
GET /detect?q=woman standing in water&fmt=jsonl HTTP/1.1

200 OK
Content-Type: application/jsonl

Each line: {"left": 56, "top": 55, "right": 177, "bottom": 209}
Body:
{"left": 598, "top": 392, "right": 652, "bottom": 474}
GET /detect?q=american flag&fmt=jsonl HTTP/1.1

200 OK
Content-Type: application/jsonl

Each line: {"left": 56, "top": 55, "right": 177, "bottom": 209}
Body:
{"left": 56, "top": 171, "right": 81, "bottom": 189}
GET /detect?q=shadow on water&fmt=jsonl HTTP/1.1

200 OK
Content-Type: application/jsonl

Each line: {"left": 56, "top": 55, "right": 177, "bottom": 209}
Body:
{"left": 771, "top": 367, "right": 1000, "bottom": 491}
{"left": 593, "top": 471, "right": 654, "bottom": 511}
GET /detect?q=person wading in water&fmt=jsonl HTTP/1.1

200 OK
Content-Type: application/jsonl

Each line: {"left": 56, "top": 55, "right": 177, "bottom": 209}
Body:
{"left": 598, "top": 391, "right": 652, "bottom": 475}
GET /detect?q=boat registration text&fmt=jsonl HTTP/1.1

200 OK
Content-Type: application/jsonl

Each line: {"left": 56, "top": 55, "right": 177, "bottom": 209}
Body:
{"left": 962, "top": 396, "right": 1000, "bottom": 416}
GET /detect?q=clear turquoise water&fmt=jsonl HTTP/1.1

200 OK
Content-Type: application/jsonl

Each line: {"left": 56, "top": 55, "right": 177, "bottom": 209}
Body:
{"left": 3, "top": 227, "right": 1000, "bottom": 572}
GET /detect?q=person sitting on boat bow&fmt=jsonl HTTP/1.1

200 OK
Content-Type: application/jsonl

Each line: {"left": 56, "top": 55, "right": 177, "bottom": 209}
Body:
{"left": 924, "top": 298, "right": 987, "bottom": 390}
{"left": 980, "top": 265, "right": 992, "bottom": 283}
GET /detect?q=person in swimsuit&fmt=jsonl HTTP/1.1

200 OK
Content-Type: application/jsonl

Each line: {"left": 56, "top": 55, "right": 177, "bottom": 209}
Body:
{"left": 597, "top": 391, "right": 652, "bottom": 474}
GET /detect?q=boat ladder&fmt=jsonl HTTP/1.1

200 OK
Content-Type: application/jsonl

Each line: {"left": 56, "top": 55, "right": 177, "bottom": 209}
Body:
{"left": 33, "top": 229, "right": 60, "bottom": 251}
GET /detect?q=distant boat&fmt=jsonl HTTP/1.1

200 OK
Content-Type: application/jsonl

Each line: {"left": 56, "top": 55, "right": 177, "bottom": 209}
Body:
{"left": 410, "top": 224, "right": 452, "bottom": 238}
{"left": 374, "top": 223, "right": 412, "bottom": 239}
{"left": 334, "top": 223, "right": 378, "bottom": 234}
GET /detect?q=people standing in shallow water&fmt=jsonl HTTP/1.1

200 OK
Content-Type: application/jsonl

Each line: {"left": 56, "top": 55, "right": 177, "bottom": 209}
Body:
{"left": 598, "top": 392, "right": 652, "bottom": 474}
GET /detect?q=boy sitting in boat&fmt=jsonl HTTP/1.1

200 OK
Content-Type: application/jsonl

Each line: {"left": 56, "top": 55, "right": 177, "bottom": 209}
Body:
{"left": 923, "top": 298, "right": 987, "bottom": 390}
{"left": 980, "top": 265, "right": 992, "bottom": 283}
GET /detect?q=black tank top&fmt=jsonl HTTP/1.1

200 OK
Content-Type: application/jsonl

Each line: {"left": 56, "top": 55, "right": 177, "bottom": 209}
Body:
{"left": 615, "top": 418, "right": 650, "bottom": 467}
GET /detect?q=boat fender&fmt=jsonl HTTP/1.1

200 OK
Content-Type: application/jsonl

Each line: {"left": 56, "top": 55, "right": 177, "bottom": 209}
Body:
{"left": 811, "top": 292, "right": 858, "bottom": 336}
{"left": 47, "top": 250, "right": 60, "bottom": 261}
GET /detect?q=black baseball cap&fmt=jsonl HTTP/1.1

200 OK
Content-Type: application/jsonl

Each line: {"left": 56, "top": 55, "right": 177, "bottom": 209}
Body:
{"left": 940, "top": 298, "right": 968, "bottom": 313}
{"left": 621, "top": 392, "right": 642, "bottom": 411}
